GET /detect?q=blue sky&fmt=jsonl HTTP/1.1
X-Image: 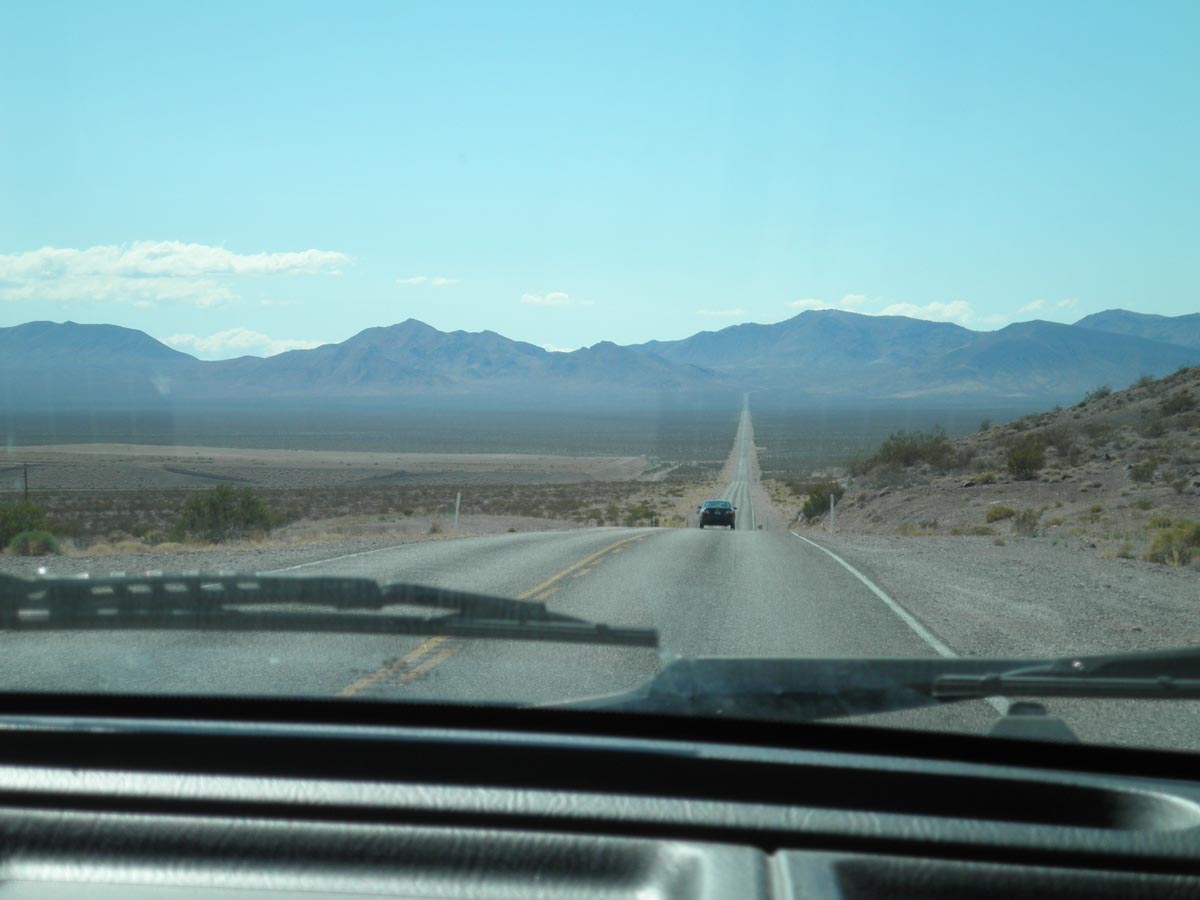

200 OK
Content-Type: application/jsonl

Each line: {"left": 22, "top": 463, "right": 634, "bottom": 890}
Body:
{"left": 1, "top": 1, "right": 1196, "bottom": 358}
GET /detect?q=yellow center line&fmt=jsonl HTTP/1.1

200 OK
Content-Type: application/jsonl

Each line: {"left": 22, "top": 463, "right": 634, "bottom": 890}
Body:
{"left": 335, "top": 531, "right": 651, "bottom": 697}
{"left": 516, "top": 533, "right": 647, "bottom": 601}
{"left": 336, "top": 636, "right": 448, "bottom": 697}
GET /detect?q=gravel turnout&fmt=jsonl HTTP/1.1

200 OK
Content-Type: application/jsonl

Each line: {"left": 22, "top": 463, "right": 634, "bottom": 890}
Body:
{"left": 806, "top": 531, "right": 1200, "bottom": 659}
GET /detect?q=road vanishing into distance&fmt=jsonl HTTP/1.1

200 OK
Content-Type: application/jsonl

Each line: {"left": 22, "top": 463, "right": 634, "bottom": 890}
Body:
{"left": 2, "top": 399, "right": 1194, "bottom": 749}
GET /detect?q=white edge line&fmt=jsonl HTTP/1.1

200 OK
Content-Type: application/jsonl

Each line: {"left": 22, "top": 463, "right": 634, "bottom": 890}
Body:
{"left": 263, "top": 542, "right": 418, "bottom": 574}
{"left": 790, "top": 531, "right": 1006, "bottom": 715}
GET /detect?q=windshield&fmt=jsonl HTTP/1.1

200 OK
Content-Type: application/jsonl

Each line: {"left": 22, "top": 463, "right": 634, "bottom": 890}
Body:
{"left": 2, "top": 2, "right": 1198, "bottom": 754}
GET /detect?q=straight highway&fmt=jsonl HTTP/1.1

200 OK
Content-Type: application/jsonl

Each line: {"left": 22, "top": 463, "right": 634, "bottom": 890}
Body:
{"left": 2, "top": 402, "right": 1191, "bottom": 748}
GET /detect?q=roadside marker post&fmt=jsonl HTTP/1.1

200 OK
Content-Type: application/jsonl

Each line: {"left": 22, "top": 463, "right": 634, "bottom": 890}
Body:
{"left": 454, "top": 492, "right": 461, "bottom": 530}
{"left": 830, "top": 494, "right": 835, "bottom": 531}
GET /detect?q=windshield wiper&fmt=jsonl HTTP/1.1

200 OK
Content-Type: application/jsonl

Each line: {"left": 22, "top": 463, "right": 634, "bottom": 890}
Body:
{"left": 549, "top": 647, "right": 1200, "bottom": 721}
{"left": 0, "top": 573, "right": 658, "bottom": 648}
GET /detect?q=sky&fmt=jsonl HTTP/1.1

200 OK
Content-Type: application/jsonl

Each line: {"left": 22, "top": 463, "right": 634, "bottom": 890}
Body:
{"left": 1, "top": 1, "right": 1196, "bottom": 359}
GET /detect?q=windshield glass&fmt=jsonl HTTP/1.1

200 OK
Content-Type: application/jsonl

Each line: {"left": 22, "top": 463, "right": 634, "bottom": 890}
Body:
{"left": 2, "top": 2, "right": 1198, "bottom": 753}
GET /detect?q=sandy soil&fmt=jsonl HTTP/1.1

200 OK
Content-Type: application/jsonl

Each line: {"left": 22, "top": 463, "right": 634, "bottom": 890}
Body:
{"left": 1, "top": 444, "right": 649, "bottom": 491}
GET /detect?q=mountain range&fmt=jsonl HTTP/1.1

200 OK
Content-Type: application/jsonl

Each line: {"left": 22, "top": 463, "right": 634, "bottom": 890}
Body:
{"left": 1, "top": 309, "right": 1197, "bottom": 410}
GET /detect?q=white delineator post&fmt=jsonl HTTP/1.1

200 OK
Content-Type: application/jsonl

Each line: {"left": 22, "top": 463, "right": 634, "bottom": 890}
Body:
{"left": 454, "top": 492, "right": 461, "bottom": 530}
{"left": 830, "top": 493, "right": 835, "bottom": 531}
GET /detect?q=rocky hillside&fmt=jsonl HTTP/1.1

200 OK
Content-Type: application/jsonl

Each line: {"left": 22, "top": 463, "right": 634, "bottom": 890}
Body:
{"left": 785, "top": 366, "right": 1200, "bottom": 567}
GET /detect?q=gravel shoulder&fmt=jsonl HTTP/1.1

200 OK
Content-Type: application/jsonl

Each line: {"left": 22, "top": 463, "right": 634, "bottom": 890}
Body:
{"left": 0, "top": 515, "right": 584, "bottom": 580}
{"left": 807, "top": 531, "right": 1200, "bottom": 659}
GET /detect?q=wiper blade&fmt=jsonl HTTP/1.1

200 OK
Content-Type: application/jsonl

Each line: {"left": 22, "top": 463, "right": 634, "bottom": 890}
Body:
{"left": 933, "top": 645, "right": 1200, "bottom": 700}
{"left": 0, "top": 573, "right": 658, "bottom": 648}
{"left": 549, "top": 646, "right": 1200, "bottom": 721}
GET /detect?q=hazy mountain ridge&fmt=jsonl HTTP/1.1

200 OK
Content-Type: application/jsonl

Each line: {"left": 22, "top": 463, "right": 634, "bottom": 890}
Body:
{"left": 633, "top": 310, "right": 1200, "bottom": 400}
{"left": 2, "top": 310, "right": 1198, "bottom": 408}
{"left": 1075, "top": 309, "right": 1200, "bottom": 351}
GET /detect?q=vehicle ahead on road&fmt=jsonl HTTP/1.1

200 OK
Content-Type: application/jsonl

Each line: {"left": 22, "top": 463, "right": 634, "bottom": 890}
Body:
{"left": 698, "top": 499, "right": 736, "bottom": 529}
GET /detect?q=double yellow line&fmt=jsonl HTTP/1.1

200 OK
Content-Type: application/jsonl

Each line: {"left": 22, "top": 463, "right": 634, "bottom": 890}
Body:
{"left": 336, "top": 533, "right": 647, "bottom": 697}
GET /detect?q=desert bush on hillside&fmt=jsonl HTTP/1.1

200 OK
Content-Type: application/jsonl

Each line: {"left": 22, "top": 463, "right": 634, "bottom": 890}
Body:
{"left": 1005, "top": 439, "right": 1045, "bottom": 480}
{"left": 1129, "top": 458, "right": 1158, "bottom": 484}
{"left": 872, "top": 427, "right": 956, "bottom": 470}
{"left": 1040, "top": 426, "right": 1076, "bottom": 459}
{"left": 1137, "top": 412, "right": 1167, "bottom": 438}
{"left": 0, "top": 501, "right": 47, "bottom": 550}
{"left": 1084, "top": 385, "right": 1112, "bottom": 404}
{"left": 1160, "top": 389, "right": 1196, "bottom": 416}
{"left": 1144, "top": 519, "right": 1200, "bottom": 566}
{"left": 174, "top": 485, "right": 274, "bottom": 543}
{"left": 800, "top": 482, "right": 845, "bottom": 521}
{"left": 1136, "top": 374, "right": 1156, "bottom": 389}
{"left": 985, "top": 506, "right": 1016, "bottom": 523}
{"left": 6, "top": 530, "right": 60, "bottom": 556}
{"left": 1012, "top": 509, "right": 1040, "bottom": 537}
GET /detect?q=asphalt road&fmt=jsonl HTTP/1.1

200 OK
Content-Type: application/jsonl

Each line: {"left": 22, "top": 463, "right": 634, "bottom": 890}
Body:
{"left": 5, "top": 402, "right": 1191, "bottom": 748}
{"left": 0, "top": 401, "right": 997, "bottom": 740}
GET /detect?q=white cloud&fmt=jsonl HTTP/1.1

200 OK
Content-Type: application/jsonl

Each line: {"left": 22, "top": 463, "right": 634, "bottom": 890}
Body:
{"left": 788, "top": 293, "right": 869, "bottom": 312}
{"left": 1057, "top": 297, "right": 1079, "bottom": 309}
{"left": 164, "top": 327, "right": 323, "bottom": 360}
{"left": 542, "top": 343, "right": 576, "bottom": 353}
{"left": 879, "top": 299, "right": 974, "bottom": 326}
{"left": 396, "top": 275, "right": 460, "bottom": 287}
{"left": 696, "top": 308, "right": 746, "bottom": 318}
{"left": 522, "top": 291, "right": 591, "bottom": 306}
{"left": 0, "top": 241, "right": 348, "bottom": 308}
{"left": 1018, "top": 299, "right": 1045, "bottom": 314}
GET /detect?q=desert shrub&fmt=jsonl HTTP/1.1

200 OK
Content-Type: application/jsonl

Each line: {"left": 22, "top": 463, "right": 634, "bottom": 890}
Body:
{"left": 950, "top": 525, "right": 996, "bottom": 536}
{"left": 872, "top": 427, "right": 956, "bottom": 470}
{"left": 1144, "top": 519, "right": 1200, "bottom": 566}
{"left": 1041, "top": 426, "right": 1076, "bottom": 458}
{"left": 1084, "top": 385, "right": 1112, "bottom": 403}
{"left": 1005, "top": 439, "right": 1045, "bottom": 480}
{"left": 174, "top": 485, "right": 273, "bottom": 543}
{"left": 428, "top": 519, "right": 444, "bottom": 535}
{"left": 1045, "top": 516, "right": 1066, "bottom": 527}
{"left": 1160, "top": 389, "right": 1196, "bottom": 416}
{"left": 1012, "top": 508, "right": 1040, "bottom": 536}
{"left": 1148, "top": 515, "right": 1174, "bottom": 529}
{"left": 6, "top": 530, "right": 60, "bottom": 556}
{"left": 1138, "top": 411, "right": 1166, "bottom": 438}
{"left": 1171, "top": 477, "right": 1189, "bottom": 494}
{"left": 977, "top": 471, "right": 998, "bottom": 485}
{"left": 0, "top": 501, "right": 47, "bottom": 549}
{"left": 1082, "top": 421, "right": 1116, "bottom": 443}
{"left": 1129, "top": 458, "right": 1158, "bottom": 484}
{"left": 801, "top": 481, "right": 845, "bottom": 520}
{"left": 979, "top": 419, "right": 992, "bottom": 432}
{"left": 1132, "top": 498, "right": 1154, "bottom": 510}
{"left": 985, "top": 506, "right": 1016, "bottom": 523}
{"left": 1136, "top": 374, "right": 1156, "bottom": 389}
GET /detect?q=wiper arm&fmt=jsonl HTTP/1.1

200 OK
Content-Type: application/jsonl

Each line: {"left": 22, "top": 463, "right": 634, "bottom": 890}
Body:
{"left": 933, "top": 646, "right": 1200, "bottom": 701}
{"left": 549, "top": 646, "right": 1200, "bottom": 721}
{"left": 0, "top": 573, "right": 658, "bottom": 648}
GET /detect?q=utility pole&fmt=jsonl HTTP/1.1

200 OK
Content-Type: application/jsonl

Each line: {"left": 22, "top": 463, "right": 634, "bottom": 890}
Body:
{"left": 453, "top": 491, "right": 461, "bottom": 530}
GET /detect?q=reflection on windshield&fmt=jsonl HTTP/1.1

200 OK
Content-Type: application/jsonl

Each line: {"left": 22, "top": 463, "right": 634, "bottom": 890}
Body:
{"left": 0, "top": 3, "right": 1198, "bottom": 754}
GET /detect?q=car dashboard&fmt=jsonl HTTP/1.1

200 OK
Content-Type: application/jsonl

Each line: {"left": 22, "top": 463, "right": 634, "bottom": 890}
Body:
{"left": 0, "top": 694, "right": 1196, "bottom": 898}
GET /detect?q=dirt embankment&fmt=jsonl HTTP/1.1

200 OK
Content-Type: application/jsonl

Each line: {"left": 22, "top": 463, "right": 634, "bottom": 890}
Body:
{"left": 789, "top": 367, "right": 1200, "bottom": 566}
